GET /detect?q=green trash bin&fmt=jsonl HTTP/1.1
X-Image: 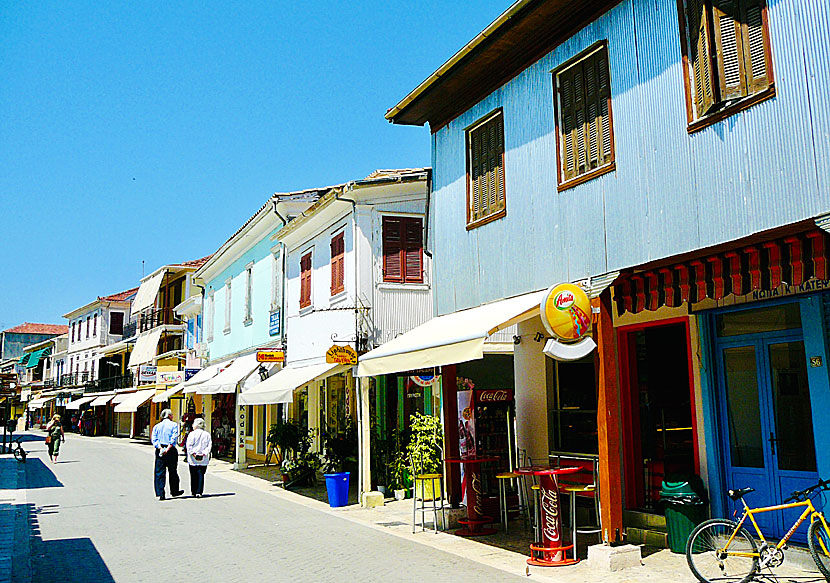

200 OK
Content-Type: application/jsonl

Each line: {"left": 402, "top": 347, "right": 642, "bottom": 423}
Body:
{"left": 660, "top": 478, "right": 707, "bottom": 553}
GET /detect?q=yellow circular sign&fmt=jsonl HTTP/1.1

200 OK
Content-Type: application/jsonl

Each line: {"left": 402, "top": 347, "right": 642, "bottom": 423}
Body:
{"left": 540, "top": 283, "right": 592, "bottom": 342}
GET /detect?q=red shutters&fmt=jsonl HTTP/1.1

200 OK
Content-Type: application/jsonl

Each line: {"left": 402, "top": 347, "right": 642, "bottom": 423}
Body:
{"left": 300, "top": 251, "right": 312, "bottom": 308}
{"left": 330, "top": 232, "right": 345, "bottom": 295}
{"left": 383, "top": 216, "right": 423, "bottom": 284}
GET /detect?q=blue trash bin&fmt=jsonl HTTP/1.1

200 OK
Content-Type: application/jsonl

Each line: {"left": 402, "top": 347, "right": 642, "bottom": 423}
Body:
{"left": 324, "top": 472, "right": 350, "bottom": 507}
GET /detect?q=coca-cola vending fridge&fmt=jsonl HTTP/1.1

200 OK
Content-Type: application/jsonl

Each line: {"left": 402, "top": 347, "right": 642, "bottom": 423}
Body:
{"left": 457, "top": 388, "right": 515, "bottom": 498}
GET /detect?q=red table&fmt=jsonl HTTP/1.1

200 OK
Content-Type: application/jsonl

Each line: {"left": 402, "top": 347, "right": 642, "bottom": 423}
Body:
{"left": 444, "top": 456, "right": 499, "bottom": 536}
{"left": 515, "top": 465, "right": 580, "bottom": 567}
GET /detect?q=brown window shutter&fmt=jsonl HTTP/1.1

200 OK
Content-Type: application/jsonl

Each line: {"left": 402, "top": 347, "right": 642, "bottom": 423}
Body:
{"left": 574, "top": 64, "right": 587, "bottom": 176}
{"left": 330, "top": 235, "right": 344, "bottom": 295}
{"left": 688, "top": 0, "right": 717, "bottom": 116}
{"left": 713, "top": 0, "right": 748, "bottom": 100}
{"left": 559, "top": 68, "right": 578, "bottom": 182}
{"left": 470, "top": 129, "right": 483, "bottom": 221}
{"left": 597, "top": 52, "right": 613, "bottom": 166}
{"left": 403, "top": 218, "right": 424, "bottom": 283}
{"left": 300, "top": 253, "right": 312, "bottom": 308}
{"left": 467, "top": 112, "right": 505, "bottom": 225}
{"left": 740, "top": 0, "right": 771, "bottom": 94}
{"left": 382, "top": 217, "right": 403, "bottom": 283}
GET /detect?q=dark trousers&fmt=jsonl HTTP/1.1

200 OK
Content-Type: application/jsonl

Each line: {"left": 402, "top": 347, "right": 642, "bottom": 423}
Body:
{"left": 154, "top": 447, "right": 180, "bottom": 497}
{"left": 189, "top": 464, "right": 207, "bottom": 495}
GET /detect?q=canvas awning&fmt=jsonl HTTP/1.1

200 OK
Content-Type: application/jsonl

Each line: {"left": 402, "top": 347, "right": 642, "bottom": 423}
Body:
{"left": 182, "top": 360, "right": 231, "bottom": 393}
{"left": 113, "top": 389, "right": 156, "bottom": 413}
{"left": 65, "top": 396, "right": 97, "bottom": 410}
{"left": 90, "top": 393, "right": 115, "bottom": 407}
{"left": 191, "top": 353, "right": 260, "bottom": 395}
{"left": 27, "top": 396, "right": 55, "bottom": 410}
{"left": 127, "top": 328, "right": 163, "bottom": 367}
{"left": 98, "top": 339, "right": 133, "bottom": 356}
{"left": 131, "top": 270, "right": 166, "bottom": 314}
{"left": 356, "top": 289, "right": 547, "bottom": 377}
{"left": 20, "top": 388, "right": 31, "bottom": 402}
{"left": 152, "top": 383, "right": 185, "bottom": 403}
{"left": 25, "top": 347, "right": 51, "bottom": 369}
{"left": 111, "top": 391, "right": 136, "bottom": 405}
{"left": 239, "top": 362, "right": 342, "bottom": 405}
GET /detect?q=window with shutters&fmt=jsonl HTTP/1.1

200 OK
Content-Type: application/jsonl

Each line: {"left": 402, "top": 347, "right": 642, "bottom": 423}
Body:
{"left": 110, "top": 312, "right": 124, "bottom": 335}
{"left": 330, "top": 232, "right": 345, "bottom": 296}
{"left": 680, "top": 0, "right": 773, "bottom": 132}
{"left": 382, "top": 216, "right": 424, "bottom": 284}
{"left": 553, "top": 42, "right": 615, "bottom": 190}
{"left": 92, "top": 313, "right": 97, "bottom": 337}
{"left": 223, "top": 278, "right": 232, "bottom": 334}
{"left": 466, "top": 110, "right": 506, "bottom": 230}
{"left": 300, "top": 251, "right": 313, "bottom": 309}
{"left": 206, "top": 291, "right": 215, "bottom": 342}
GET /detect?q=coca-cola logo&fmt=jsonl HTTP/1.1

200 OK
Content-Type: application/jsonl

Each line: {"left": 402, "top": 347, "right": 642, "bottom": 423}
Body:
{"left": 478, "top": 390, "right": 511, "bottom": 402}
{"left": 554, "top": 291, "right": 575, "bottom": 310}
{"left": 472, "top": 473, "right": 484, "bottom": 517}
{"left": 541, "top": 489, "right": 561, "bottom": 543}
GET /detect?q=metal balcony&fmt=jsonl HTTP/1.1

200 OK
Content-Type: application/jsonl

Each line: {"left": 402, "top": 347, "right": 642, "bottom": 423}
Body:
{"left": 137, "top": 308, "right": 182, "bottom": 333}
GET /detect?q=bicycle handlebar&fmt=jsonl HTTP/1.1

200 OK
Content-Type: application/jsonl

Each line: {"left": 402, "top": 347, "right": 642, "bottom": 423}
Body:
{"left": 786, "top": 478, "right": 829, "bottom": 502}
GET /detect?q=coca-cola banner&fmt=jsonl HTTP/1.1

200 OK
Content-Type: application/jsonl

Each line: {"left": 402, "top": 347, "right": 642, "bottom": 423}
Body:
{"left": 476, "top": 389, "right": 513, "bottom": 403}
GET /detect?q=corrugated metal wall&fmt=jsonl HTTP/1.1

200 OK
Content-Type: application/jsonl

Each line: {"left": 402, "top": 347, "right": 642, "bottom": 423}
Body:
{"left": 430, "top": 0, "right": 830, "bottom": 316}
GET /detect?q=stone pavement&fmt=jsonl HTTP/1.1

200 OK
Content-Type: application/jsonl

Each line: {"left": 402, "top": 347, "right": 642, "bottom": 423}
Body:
{"left": 10, "top": 431, "right": 828, "bottom": 583}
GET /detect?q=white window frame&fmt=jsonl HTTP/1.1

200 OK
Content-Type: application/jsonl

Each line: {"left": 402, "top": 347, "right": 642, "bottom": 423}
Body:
{"left": 270, "top": 245, "right": 282, "bottom": 312}
{"left": 206, "top": 291, "right": 215, "bottom": 342}
{"left": 224, "top": 278, "right": 232, "bottom": 334}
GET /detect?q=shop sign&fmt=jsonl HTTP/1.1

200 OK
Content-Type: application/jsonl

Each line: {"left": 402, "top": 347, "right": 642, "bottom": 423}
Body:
{"left": 257, "top": 350, "right": 285, "bottom": 363}
{"left": 476, "top": 389, "right": 513, "bottom": 403}
{"left": 410, "top": 373, "right": 439, "bottom": 387}
{"left": 692, "top": 279, "right": 830, "bottom": 311}
{"left": 139, "top": 365, "right": 157, "bottom": 382}
{"left": 325, "top": 345, "right": 357, "bottom": 365}
{"left": 269, "top": 310, "right": 281, "bottom": 337}
{"left": 157, "top": 370, "right": 185, "bottom": 385}
{"left": 540, "top": 283, "right": 592, "bottom": 342}
{"left": 184, "top": 368, "right": 200, "bottom": 381}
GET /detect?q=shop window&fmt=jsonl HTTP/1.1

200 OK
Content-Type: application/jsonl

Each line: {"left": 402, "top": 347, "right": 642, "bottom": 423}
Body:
{"left": 679, "top": 0, "right": 774, "bottom": 131}
{"left": 110, "top": 312, "right": 124, "bottom": 335}
{"left": 553, "top": 42, "right": 615, "bottom": 190}
{"left": 330, "top": 232, "right": 345, "bottom": 295}
{"left": 300, "top": 251, "right": 312, "bottom": 308}
{"left": 382, "top": 216, "right": 423, "bottom": 284}
{"left": 547, "top": 356, "right": 598, "bottom": 454}
{"left": 466, "top": 110, "right": 506, "bottom": 229}
{"left": 716, "top": 302, "right": 801, "bottom": 337}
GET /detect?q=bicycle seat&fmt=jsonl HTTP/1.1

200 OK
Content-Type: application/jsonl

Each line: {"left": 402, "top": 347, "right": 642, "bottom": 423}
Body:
{"left": 727, "top": 487, "right": 755, "bottom": 501}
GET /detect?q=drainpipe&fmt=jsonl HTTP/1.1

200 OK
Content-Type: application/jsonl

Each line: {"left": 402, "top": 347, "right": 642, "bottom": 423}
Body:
{"left": 424, "top": 168, "right": 432, "bottom": 258}
{"left": 271, "top": 198, "right": 288, "bottom": 354}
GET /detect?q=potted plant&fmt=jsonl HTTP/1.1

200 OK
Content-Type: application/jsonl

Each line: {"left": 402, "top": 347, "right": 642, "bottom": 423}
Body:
{"left": 273, "top": 423, "right": 320, "bottom": 487}
{"left": 406, "top": 413, "right": 443, "bottom": 501}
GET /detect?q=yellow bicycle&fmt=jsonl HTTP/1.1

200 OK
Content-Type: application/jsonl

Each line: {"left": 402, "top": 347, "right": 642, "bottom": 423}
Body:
{"left": 686, "top": 479, "right": 830, "bottom": 583}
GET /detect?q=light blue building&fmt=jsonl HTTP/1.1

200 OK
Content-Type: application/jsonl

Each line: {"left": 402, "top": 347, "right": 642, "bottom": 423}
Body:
{"left": 383, "top": 0, "right": 830, "bottom": 545}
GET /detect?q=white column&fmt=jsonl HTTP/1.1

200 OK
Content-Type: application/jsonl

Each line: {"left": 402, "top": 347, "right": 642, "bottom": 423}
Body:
{"left": 514, "top": 318, "right": 550, "bottom": 465}
{"left": 235, "top": 389, "right": 247, "bottom": 469}
{"left": 358, "top": 376, "right": 372, "bottom": 504}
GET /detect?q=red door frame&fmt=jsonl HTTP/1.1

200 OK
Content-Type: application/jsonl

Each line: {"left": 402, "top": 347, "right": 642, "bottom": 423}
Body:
{"left": 616, "top": 316, "right": 699, "bottom": 509}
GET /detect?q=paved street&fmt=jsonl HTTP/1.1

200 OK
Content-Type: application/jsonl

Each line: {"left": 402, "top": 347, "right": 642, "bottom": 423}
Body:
{"left": 12, "top": 432, "right": 528, "bottom": 583}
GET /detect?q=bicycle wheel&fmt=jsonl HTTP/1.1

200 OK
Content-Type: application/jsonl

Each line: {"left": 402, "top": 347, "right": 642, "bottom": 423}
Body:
{"left": 686, "top": 518, "right": 758, "bottom": 583}
{"left": 808, "top": 519, "right": 830, "bottom": 581}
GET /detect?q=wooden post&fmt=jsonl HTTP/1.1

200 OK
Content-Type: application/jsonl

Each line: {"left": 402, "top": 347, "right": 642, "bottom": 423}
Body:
{"left": 595, "top": 288, "right": 623, "bottom": 542}
{"left": 441, "top": 364, "right": 462, "bottom": 506}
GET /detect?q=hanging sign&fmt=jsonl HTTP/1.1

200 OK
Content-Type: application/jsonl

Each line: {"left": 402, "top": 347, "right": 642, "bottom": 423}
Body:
{"left": 410, "top": 374, "right": 439, "bottom": 387}
{"left": 157, "top": 370, "right": 185, "bottom": 385}
{"left": 257, "top": 350, "right": 285, "bottom": 363}
{"left": 184, "top": 368, "right": 200, "bottom": 381}
{"left": 139, "top": 365, "right": 157, "bottom": 382}
{"left": 269, "top": 310, "right": 281, "bottom": 336}
{"left": 540, "top": 283, "right": 592, "bottom": 342}
{"left": 326, "top": 345, "right": 357, "bottom": 365}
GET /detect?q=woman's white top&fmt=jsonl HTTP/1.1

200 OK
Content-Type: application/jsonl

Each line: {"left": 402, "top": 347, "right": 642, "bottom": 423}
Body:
{"left": 185, "top": 428, "right": 212, "bottom": 466}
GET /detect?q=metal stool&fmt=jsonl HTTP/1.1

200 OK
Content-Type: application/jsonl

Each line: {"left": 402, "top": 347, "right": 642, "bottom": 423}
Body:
{"left": 413, "top": 473, "right": 445, "bottom": 533}
{"left": 564, "top": 484, "right": 601, "bottom": 560}
{"left": 496, "top": 472, "right": 517, "bottom": 532}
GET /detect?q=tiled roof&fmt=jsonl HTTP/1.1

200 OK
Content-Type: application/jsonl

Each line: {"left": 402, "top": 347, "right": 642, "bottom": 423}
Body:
{"left": 363, "top": 168, "right": 430, "bottom": 180}
{"left": 174, "top": 255, "right": 213, "bottom": 269}
{"left": 100, "top": 287, "right": 139, "bottom": 302}
{"left": 2, "top": 323, "right": 68, "bottom": 335}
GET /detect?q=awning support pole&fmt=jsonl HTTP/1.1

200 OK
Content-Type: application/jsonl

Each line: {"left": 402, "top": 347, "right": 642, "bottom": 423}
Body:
{"left": 441, "top": 364, "right": 462, "bottom": 507}
{"left": 358, "top": 376, "right": 372, "bottom": 505}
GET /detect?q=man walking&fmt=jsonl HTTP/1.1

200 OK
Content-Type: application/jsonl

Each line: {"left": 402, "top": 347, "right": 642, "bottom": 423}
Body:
{"left": 151, "top": 409, "right": 184, "bottom": 501}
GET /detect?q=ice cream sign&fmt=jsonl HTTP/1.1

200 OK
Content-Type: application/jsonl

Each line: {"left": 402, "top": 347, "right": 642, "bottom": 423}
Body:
{"left": 540, "top": 283, "right": 597, "bottom": 362}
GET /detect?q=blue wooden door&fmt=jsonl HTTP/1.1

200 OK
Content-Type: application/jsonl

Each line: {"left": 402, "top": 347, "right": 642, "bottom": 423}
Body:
{"left": 717, "top": 329, "right": 819, "bottom": 541}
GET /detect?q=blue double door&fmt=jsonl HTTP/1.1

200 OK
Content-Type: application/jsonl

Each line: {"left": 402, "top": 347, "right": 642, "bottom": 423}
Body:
{"left": 715, "top": 303, "right": 820, "bottom": 540}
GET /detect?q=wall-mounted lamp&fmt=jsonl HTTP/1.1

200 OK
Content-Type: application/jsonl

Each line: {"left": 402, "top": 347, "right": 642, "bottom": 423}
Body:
{"left": 258, "top": 365, "right": 269, "bottom": 381}
{"left": 513, "top": 335, "right": 521, "bottom": 345}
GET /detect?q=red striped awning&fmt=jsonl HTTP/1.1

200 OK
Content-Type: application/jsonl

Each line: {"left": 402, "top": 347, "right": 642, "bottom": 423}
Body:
{"left": 614, "top": 229, "right": 830, "bottom": 315}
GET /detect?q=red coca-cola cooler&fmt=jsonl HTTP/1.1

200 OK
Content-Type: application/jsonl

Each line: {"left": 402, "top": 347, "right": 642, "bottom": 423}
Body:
{"left": 457, "top": 389, "right": 516, "bottom": 508}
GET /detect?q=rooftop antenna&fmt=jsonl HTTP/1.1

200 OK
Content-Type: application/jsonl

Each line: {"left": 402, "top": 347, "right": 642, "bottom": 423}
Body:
{"left": 142, "top": 260, "right": 145, "bottom": 278}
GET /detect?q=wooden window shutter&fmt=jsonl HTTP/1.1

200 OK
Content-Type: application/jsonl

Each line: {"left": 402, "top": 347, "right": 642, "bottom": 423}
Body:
{"left": 559, "top": 67, "right": 578, "bottom": 182}
{"left": 403, "top": 218, "right": 423, "bottom": 283}
{"left": 467, "top": 112, "right": 505, "bottom": 226}
{"left": 713, "top": 0, "right": 748, "bottom": 100}
{"left": 382, "top": 216, "right": 403, "bottom": 283}
{"left": 740, "top": 0, "right": 771, "bottom": 93}
{"left": 300, "top": 252, "right": 312, "bottom": 308}
{"left": 330, "top": 233, "right": 344, "bottom": 295}
{"left": 688, "top": 0, "right": 717, "bottom": 117}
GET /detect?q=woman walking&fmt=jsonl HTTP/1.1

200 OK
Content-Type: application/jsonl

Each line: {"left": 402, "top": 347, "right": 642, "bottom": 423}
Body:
{"left": 45, "top": 414, "right": 64, "bottom": 463}
{"left": 185, "top": 417, "right": 212, "bottom": 497}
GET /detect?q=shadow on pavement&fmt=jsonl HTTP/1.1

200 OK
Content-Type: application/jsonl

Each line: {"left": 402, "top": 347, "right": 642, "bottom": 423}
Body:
{"left": 27, "top": 502, "right": 116, "bottom": 583}
{"left": 21, "top": 457, "right": 64, "bottom": 489}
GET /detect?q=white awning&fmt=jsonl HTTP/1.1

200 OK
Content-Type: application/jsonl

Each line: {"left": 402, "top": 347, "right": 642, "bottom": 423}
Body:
{"left": 98, "top": 339, "right": 133, "bottom": 356}
{"left": 65, "top": 396, "right": 97, "bottom": 410}
{"left": 131, "top": 270, "right": 166, "bottom": 314}
{"left": 113, "top": 389, "right": 157, "bottom": 413}
{"left": 192, "top": 353, "right": 259, "bottom": 395}
{"left": 152, "top": 383, "right": 184, "bottom": 403}
{"left": 356, "top": 289, "right": 546, "bottom": 377}
{"left": 128, "top": 328, "right": 163, "bottom": 367}
{"left": 90, "top": 393, "right": 115, "bottom": 407}
{"left": 27, "top": 396, "right": 55, "bottom": 410}
{"left": 20, "top": 388, "right": 31, "bottom": 402}
{"left": 239, "top": 362, "right": 342, "bottom": 405}
{"left": 182, "top": 360, "right": 232, "bottom": 393}
{"left": 111, "top": 391, "right": 136, "bottom": 404}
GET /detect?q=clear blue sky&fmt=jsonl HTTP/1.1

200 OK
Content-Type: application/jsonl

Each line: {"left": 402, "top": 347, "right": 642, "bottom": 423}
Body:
{"left": 1, "top": 1, "right": 509, "bottom": 330}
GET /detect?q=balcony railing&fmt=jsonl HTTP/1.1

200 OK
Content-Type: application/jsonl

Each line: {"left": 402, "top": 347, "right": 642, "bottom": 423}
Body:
{"left": 138, "top": 308, "right": 182, "bottom": 333}
{"left": 122, "top": 320, "right": 137, "bottom": 338}
{"left": 59, "top": 372, "right": 91, "bottom": 387}
{"left": 90, "top": 374, "right": 133, "bottom": 392}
